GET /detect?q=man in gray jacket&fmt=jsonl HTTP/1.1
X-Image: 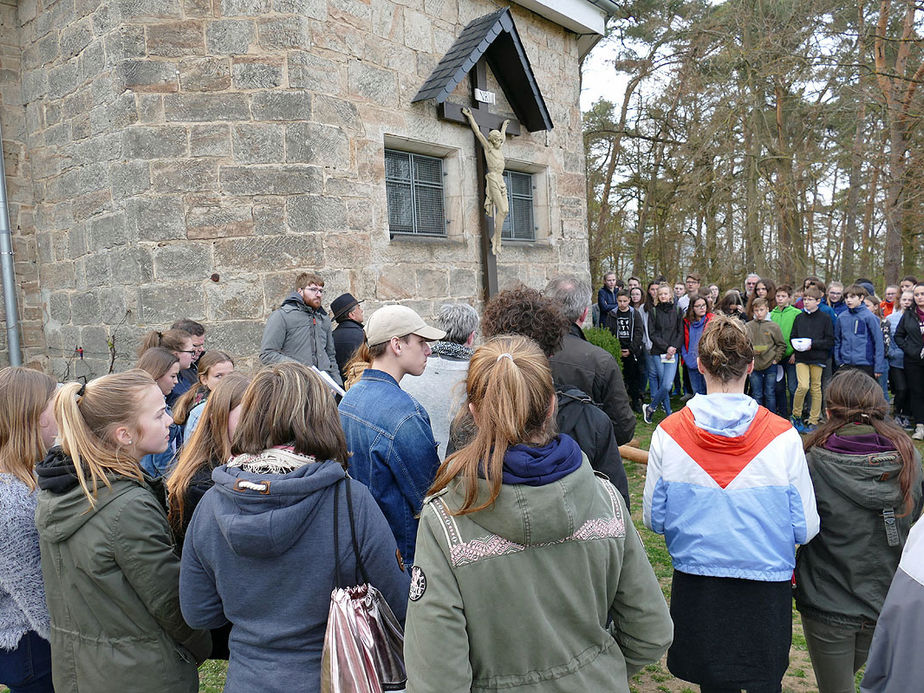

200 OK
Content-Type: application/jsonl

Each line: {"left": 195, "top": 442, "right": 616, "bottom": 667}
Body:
{"left": 259, "top": 271, "right": 342, "bottom": 385}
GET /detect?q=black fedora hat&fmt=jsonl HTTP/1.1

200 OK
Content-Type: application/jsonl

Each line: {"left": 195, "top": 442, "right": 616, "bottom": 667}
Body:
{"left": 331, "top": 292, "right": 362, "bottom": 321}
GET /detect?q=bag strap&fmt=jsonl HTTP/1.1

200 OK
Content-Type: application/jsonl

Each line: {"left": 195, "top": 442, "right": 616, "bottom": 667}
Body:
{"left": 345, "top": 478, "right": 370, "bottom": 585}
{"left": 333, "top": 478, "right": 343, "bottom": 588}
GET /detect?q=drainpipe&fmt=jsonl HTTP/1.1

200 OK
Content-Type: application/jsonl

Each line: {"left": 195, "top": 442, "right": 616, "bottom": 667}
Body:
{"left": 0, "top": 127, "right": 22, "bottom": 367}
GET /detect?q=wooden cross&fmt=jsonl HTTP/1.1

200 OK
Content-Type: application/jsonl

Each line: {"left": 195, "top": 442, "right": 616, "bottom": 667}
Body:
{"left": 439, "top": 59, "right": 520, "bottom": 300}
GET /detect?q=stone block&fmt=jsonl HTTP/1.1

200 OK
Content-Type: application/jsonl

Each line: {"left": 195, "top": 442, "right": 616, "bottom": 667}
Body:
{"left": 107, "top": 26, "right": 147, "bottom": 61}
{"left": 189, "top": 124, "right": 231, "bottom": 156}
{"left": 136, "top": 95, "right": 165, "bottom": 123}
{"left": 449, "top": 268, "right": 477, "bottom": 297}
{"left": 204, "top": 276, "right": 264, "bottom": 320}
{"left": 347, "top": 60, "right": 396, "bottom": 107}
{"left": 256, "top": 16, "right": 310, "bottom": 51}
{"left": 180, "top": 57, "right": 232, "bottom": 92}
{"left": 220, "top": 165, "right": 322, "bottom": 196}
{"left": 231, "top": 56, "right": 284, "bottom": 89}
{"left": 288, "top": 195, "right": 347, "bottom": 234}
{"left": 110, "top": 245, "right": 154, "bottom": 284}
{"left": 288, "top": 51, "right": 341, "bottom": 93}
{"left": 146, "top": 21, "right": 206, "bottom": 57}
{"left": 214, "top": 234, "right": 322, "bottom": 272}
{"left": 285, "top": 122, "right": 349, "bottom": 167}
{"left": 110, "top": 160, "right": 151, "bottom": 198}
{"left": 273, "top": 0, "right": 326, "bottom": 20}
{"left": 323, "top": 232, "right": 370, "bottom": 268}
{"left": 232, "top": 123, "right": 284, "bottom": 164}
{"left": 83, "top": 251, "right": 113, "bottom": 288}
{"left": 59, "top": 163, "right": 110, "bottom": 198}
{"left": 154, "top": 242, "right": 213, "bottom": 280}
{"left": 183, "top": 0, "right": 213, "bottom": 17}
{"left": 37, "top": 33, "right": 59, "bottom": 66}
{"left": 116, "top": 60, "right": 179, "bottom": 93}
{"left": 329, "top": 0, "right": 372, "bottom": 29}
{"left": 250, "top": 90, "right": 310, "bottom": 121}
{"left": 114, "top": 0, "right": 182, "bottom": 20}
{"left": 403, "top": 9, "right": 431, "bottom": 53}
{"left": 416, "top": 267, "right": 448, "bottom": 298}
{"left": 201, "top": 319, "right": 264, "bottom": 358}
{"left": 312, "top": 94, "right": 362, "bottom": 135}
{"left": 164, "top": 93, "right": 251, "bottom": 121}
{"left": 220, "top": 0, "right": 271, "bottom": 15}
{"left": 186, "top": 195, "right": 255, "bottom": 239}
{"left": 47, "top": 61, "right": 79, "bottom": 100}
{"left": 21, "top": 70, "right": 47, "bottom": 102}
{"left": 152, "top": 159, "right": 219, "bottom": 193}
{"left": 48, "top": 292, "right": 71, "bottom": 324}
{"left": 205, "top": 19, "right": 254, "bottom": 54}
{"left": 139, "top": 282, "right": 207, "bottom": 323}
{"left": 376, "top": 264, "right": 413, "bottom": 300}
{"left": 129, "top": 196, "right": 186, "bottom": 241}
{"left": 122, "top": 126, "right": 188, "bottom": 159}
{"left": 88, "top": 212, "right": 130, "bottom": 251}
{"left": 71, "top": 291, "right": 102, "bottom": 325}
{"left": 253, "top": 198, "right": 286, "bottom": 235}
{"left": 345, "top": 198, "right": 373, "bottom": 231}
{"left": 61, "top": 18, "right": 94, "bottom": 59}
{"left": 79, "top": 325, "right": 112, "bottom": 358}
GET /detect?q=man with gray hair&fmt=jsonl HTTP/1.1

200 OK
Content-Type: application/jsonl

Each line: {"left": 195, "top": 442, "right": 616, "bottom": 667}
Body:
{"left": 545, "top": 276, "right": 636, "bottom": 445}
{"left": 402, "top": 303, "right": 479, "bottom": 458}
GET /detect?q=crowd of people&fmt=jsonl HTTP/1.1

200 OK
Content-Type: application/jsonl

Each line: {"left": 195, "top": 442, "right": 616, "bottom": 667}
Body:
{"left": 0, "top": 267, "right": 922, "bottom": 693}
{"left": 597, "top": 271, "right": 924, "bottom": 441}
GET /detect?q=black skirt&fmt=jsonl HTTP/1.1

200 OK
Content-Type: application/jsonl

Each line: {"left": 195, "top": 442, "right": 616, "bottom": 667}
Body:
{"left": 667, "top": 570, "right": 791, "bottom": 688}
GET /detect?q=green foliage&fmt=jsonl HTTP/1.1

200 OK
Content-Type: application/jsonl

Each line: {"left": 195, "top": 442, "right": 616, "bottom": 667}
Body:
{"left": 583, "top": 326, "right": 623, "bottom": 367}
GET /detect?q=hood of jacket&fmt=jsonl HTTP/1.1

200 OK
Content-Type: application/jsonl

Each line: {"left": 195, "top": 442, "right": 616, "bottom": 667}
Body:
{"left": 34, "top": 446, "right": 147, "bottom": 544}
{"left": 209, "top": 451, "right": 347, "bottom": 558}
{"left": 445, "top": 454, "right": 596, "bottom": 546}
{"left": 807, "top": 425, "right": 906, "bottom": 511}
{"left": 685, "top": 392, "right": 759, "bottom": 438}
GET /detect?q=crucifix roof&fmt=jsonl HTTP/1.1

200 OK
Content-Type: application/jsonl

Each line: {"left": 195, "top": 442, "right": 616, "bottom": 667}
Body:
{"left": 412, "top": 8, "right": 553, "bottom": 132}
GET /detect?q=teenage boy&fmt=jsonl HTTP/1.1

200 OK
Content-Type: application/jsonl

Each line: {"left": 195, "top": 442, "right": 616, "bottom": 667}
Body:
{"left": 597, "top": 272, "right": 619, "bottom": 325}
{"left": 790, "top": 287, "right": 834, "bottom": 432}
{"left": 745, "top": 298, "right": 785, "bottom": 412}
{"left": 676, "top": 273, "right": 701, "bottom": 313}
{"left": 771, "top": 285, "right": 802, "bottom": 418}
{"left": 834, "top": 284, "right": 886, "bottom": 380}
{"left": 606, "top": 289, "right": 645, "bottom": 413}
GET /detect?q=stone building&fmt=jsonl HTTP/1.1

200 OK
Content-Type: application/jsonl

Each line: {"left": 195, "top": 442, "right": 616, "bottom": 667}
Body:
{"left": 0, "top": 0, "right": 609, "bottom": 377}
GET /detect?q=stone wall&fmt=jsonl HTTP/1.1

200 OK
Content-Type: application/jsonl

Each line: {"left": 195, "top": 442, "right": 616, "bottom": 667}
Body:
{"left": 3, "top": 0, "right": 590, "bottom": 377}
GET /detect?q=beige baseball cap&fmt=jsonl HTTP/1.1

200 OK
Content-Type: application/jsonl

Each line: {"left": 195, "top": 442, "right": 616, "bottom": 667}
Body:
{"left": 364, "top": 305, "right": 446, "bottom": 346}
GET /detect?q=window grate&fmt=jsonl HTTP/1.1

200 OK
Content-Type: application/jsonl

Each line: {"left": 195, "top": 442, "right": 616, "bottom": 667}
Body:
{"left": 385, "top": 149, "right": 446, "bottom": 236}
{"left": 502, "top": 170, "right": 534, "bottom": 241}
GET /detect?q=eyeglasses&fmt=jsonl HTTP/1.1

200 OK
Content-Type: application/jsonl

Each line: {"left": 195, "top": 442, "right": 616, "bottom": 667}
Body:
{"left": 177, "top": 349, "right": 197, "bottom": 354}
{"left": 303, "top": 287, "right": 324, "bottom": 294}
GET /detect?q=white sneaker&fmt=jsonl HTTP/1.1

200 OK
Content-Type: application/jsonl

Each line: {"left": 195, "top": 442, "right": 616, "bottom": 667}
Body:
{"left": 913, "top": 424, "right": 924, "bottom": 441}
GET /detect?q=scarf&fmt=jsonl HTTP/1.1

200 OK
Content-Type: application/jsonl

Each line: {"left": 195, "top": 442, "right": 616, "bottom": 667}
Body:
{"left": 226, "top": 446, "right": 316, "bottom": 475}
{"left": 430, "top": 341, "right": 474, "bottom": 360}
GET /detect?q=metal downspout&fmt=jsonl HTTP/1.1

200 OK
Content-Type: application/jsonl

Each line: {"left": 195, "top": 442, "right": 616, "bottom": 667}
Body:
{"left": 0, "top": 127, "right": 23, "bottom": 367}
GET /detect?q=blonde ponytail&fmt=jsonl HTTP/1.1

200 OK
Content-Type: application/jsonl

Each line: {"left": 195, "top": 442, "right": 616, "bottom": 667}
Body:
{"left": 429, "top": 335, "right": 555, "bottom": 515}
{"left": 54, "top": 370, "right": 155, "bottom": 507}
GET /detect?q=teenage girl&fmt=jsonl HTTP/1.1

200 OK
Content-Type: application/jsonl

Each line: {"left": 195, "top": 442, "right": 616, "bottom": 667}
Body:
{"left": 0, "top": 368, "right": 57, "bottom": 693}
{"left": 34, "top": 370, "right": 210, "bottom": 692}
{"left": 794, "top": 369, "right": 922, "bottom": 693}
{"left": 171, "top": 350, "right": 235, "bottom": 438}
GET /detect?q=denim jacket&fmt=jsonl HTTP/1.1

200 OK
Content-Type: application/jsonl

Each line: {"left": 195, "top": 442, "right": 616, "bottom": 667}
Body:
{"left": 338, "top": 369, "right": 440, "bottom": 566}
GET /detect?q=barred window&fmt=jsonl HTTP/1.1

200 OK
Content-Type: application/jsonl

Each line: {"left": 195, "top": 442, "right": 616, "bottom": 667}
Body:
{"left": 385, "top": 149, "right": 446, "bottom": 236}
{"left": 502, "top": 170, "right": 535, "bottom": 241}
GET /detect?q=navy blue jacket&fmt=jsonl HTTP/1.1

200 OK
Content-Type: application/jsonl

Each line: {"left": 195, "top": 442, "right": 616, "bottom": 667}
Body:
{"left": 180, "top": 456, "right": 409, "bottom": 693}
{"left": 597, "top": 286, "right": 619, "bottom": 318}
{"left": 835, "top": 304, "right": 886, "bottom": 373}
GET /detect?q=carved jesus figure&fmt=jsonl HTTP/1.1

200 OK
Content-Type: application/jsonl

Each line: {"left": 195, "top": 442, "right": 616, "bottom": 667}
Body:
{"left": 462, "top": 107, "right": 510, "bottom": 255}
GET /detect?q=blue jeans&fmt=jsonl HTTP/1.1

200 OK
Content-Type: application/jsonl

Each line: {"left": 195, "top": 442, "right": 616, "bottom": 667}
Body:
{"left": 688, "top": 368, "right": 707, "bottom": 396}
{"left": 0, "top": 631, "right": 54, "bottom": 693}
{"left": 749, "top": 367, "right": 777, "bottom": 412}
{"left": 647, "top": 354, "right": 678, "bottom": 415}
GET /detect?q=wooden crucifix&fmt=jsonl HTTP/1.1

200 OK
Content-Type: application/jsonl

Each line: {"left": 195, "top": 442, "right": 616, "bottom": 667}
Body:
{"left": 438, "top": 59, "right": 520, "bottom": 299}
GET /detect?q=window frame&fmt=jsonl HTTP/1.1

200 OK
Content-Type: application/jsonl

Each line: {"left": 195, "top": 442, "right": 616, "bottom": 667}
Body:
{"left": 384, "top": 148, "right": 447, "bottom": 238}
{"left": 501, "top": 169, "right": 535, "bottom": 241}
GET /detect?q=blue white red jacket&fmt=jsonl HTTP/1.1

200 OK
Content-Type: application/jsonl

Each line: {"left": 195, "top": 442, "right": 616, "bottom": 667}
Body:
{"left": 643, "top": 394, "right": 819, "bottom": 581}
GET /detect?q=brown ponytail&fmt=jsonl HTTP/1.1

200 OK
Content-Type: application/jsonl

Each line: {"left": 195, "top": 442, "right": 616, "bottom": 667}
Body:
{"left": 138, "top": 328, "right": 192, "bottom": 357}
{"left": 428, "top": 335, "right": 555, "bottom": 515}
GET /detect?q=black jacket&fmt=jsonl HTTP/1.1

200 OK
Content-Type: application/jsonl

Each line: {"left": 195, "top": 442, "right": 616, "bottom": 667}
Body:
{"left": 556, "top": 386, "right": 629, "bottom": 509}
{"left": 332, "top": 319, "right": 365, "bottom": 379}
{"left": 895, "top": 309, "right": 924, "bottom": 362}
{"left": 790, "top": 309, "right": 834, "bottom": 364}
{"left": 605, "top": 307, "right": 645, "bottom": 359}
{"left": 647, "top": 303, "right": 683, "bottom": 355}
{"left": 549, "top": 324, "right": 636, "bottom": 445}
